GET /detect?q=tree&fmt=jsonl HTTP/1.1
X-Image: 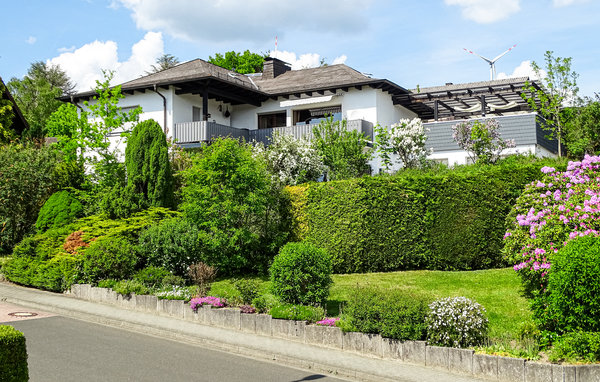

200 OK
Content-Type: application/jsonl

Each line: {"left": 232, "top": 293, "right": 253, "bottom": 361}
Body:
{"left": 312, "top": 117, "right": 372, "bottom": 180}
{"left": 8, "top": 62, "right": 75, "bottom": 138}
{"left": 148, "top": 54, "right": 180, "bottom": 74}
{"left": 374, "top": 118, "right": 431, "bottom": 171}
{"left": 125, "top": 119, "right": 174, "bottom": 209}
{"left": 0, "top": 81, "right": 16, "bottom": 144}
{"left": 208, "top": 50, "right": 267, "bottom": 74}
{"left": 522, "top": 51, "right": 579, "bottom": 157}
{"left": 564, "top": 94, "right": 600, "bottom": 157}
{"left": 452, "top": 118, "right": 515, "bottom": 165}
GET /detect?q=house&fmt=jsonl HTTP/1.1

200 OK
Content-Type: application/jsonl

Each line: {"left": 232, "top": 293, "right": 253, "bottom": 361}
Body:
{"left": 1, "top": 76, "right": 29, "bottom": 136}
{"left": 66, "top": 57, "right": 556, "bottom": 170}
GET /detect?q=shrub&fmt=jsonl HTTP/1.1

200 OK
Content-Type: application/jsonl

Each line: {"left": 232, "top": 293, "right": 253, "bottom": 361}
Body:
{"left": 188, "top": 262, "right": 217, "bottom": 297}
{"left": 97, "top": 279, "right": 118, "bottom": 289}
{"left": 503, "top": 155, "right": 600, "bottom": 297}
{"left": 233, "top": 278, "right": 261, "bottom": 305}
{"left": 0, "top": 325, "right": 28, "bottom": 382}
{"left": 162, "top": 274, "right": 186, "bottom": 288}
{"left": 549, "top": 331, "right": 600, "bottom": 363}
{"left": 35, "top": 190, "right": 84, "bottom": 233}
{"left": 155, "top": 286, "right": 193, "bottom": 301}
{"left": 426, "top": 297, "right": 489, "bottom": 348}
{"left": 374, "top": 118, "right": 431, "bottom": 171}
{"left": 125, "top": 119, "right": 174, "bottom": 209}
{"left": 133, "top": 266, "right": 171, "bottom": 288}
{"left": 543, "top": 236, "right": 600, "bottom": 333}
{"left": 270, "top": 242, "right": 332, "bottom": 305}
{"left": 112, "top": 279, "right": 149, "bottom": 296}
{"left": 137, "top": 218, "right": 201, "bottom": 276}
{"left": 269, "top": 303, "right": 325, "bottom": 323}
{"left": 252, "top": 294, "right": 279, "bottom": 314}
{"left": 341, "top": 287, "right": 430, "bottom": 341}
{"left": 239, "top": 305, "right": 256, "bottom": 314}
{"left": 190, "top": 296, "right": 227, "bottom": 311}
{"left": 81, "top": 236, "right": 137, "bottom": 283}
{"left": 452, "top": 118, "right": 515, "bottom": 164}
{"left": 181, "top": 137, "right": 289, "bottom": 274}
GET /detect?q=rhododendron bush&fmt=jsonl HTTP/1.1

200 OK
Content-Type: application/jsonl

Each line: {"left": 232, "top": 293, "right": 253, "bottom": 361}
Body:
{"left": 503, "top": 155, "right": 600, "bottom": 296}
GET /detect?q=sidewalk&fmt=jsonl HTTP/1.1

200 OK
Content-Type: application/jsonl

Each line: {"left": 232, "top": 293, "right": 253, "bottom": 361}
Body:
{"left": 0, "top": 282, "right": 485, "bottom": 382}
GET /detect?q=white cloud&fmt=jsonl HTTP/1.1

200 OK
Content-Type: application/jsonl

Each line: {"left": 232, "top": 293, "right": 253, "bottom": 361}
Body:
{"left": 553, "top": 0, "right": 589, "bottom": 6}
{"left": 116, "top": 0, "right": 371, "bottom": 43}
{"left": 26, "top": 36, "right": 36, "bottom": 45}
{"left": 497, "top": 60, "right": 546, "bottom": 80}
{"left": 445, "top": 0, "right": 520, "bottom": 23}
{"left": 58, "top": 46, "right": 76, "bottom": 53}
{"left": 48, "top": 32, "right": 164, "bottom": 91}
{"left": 270, "top": 51, "right": 348, "bottom": 70}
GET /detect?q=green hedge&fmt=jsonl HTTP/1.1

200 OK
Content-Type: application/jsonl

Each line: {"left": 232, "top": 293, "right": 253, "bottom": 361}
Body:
{"left": 290, "top": 156, "right": 566, "bottom": 273}
{"left": 0, "top": 325, "right": 29, "bottom": 382}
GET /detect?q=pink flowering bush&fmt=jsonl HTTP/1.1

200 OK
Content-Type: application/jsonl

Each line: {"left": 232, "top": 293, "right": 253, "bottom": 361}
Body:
{"left": 316, "top": 317, "right": 340, "bottom": 327}
{"left": 503, "top": 155, "right": 600, "bottom": 296}
{"left": 189, "top": 296, "right": 227, "bottom": 312}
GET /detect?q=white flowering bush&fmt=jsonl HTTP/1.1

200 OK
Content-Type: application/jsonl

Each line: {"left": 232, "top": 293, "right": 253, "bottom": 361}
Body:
{"left": 452, "top": 118, "right": 516, "bottom": 164}
{"left": 155, "top": 285, "right": 193, "bottom": 301}
{"left": 426, "top": 297, "right": 488, "bottom": 348}
{"left": 254, "top": 132, "right": 325, "bottom": 185}
{"left": 375, "top": 118, "right": 431, "bottom": 170}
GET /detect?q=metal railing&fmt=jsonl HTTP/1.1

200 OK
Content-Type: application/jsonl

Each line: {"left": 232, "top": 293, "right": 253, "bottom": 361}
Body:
{"left": 173, "top": 119, "right": 373, "bottom": 146}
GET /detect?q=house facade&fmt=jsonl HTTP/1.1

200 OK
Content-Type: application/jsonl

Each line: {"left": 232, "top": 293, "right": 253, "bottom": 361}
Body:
{"left": 67, "top": 57, "right": 556, "bottom": 171}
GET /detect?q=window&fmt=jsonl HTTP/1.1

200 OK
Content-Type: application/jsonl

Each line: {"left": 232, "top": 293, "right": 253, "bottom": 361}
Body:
{"left": 293, "top": 106, "right": 341, "bottom": 125}
{"left": 258, "top": 112, "right": 286, "bottom": 129}
{"left": 192, "top": 106, "right": 202, "bottom": 122}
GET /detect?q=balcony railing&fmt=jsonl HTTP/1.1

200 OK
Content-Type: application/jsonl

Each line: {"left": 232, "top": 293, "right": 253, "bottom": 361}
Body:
{"left": 174, "top": 119, "right": 373, "bottom": 146}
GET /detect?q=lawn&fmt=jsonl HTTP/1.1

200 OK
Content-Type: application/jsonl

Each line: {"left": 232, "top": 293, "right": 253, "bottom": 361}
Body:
{"left": 210, "top": 267, "right": 531, "bottom": 340}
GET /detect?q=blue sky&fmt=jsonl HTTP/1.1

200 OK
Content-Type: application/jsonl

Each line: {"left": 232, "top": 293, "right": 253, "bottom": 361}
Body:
{"left": 1, "top": 0, "right": 599, "bottom": 97}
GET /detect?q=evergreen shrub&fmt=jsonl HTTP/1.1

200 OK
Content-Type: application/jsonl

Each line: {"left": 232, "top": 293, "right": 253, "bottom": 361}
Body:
{"left": 270, "top": 242, "right": 332, "bottom": 305}
{"left": 0, "top": 325, "right": 28, "bottom": 382}
{"left": 81, "top": 236, "right": 137, "bottom": 282}
{"left": 35, "top": 190, "right": 84, "bottom": 232}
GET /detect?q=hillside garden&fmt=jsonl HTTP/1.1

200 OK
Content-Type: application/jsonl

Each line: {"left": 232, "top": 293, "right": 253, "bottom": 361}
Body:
{"left": 1, "top": 82, "right": 599, "bottom": 364}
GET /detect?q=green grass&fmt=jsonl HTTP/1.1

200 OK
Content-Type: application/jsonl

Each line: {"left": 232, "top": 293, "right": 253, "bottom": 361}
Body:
{"left": 210, "top": 268, "right": 531, "bottom": 340}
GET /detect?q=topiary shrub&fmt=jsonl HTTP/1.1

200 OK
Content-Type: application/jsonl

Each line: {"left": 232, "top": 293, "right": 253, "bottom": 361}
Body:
{"left": 81, "top": 236, "right": 137, "bottom": 283}
{"left": 36, "top": 190, "right": 84, "bottom": 233}
{"left": 340, "top": 287, "right": 430, "bottom": 341}
{"left": 426, "top": 296, "right": 489, "bottom": 348}
{"left": 137, "top": 218, "right": 202, "bottom": 276}
{"left": 543, "top": 236, "right": 600, "bottom": 333}
{"left": 270, "top": 242, "right": 332, "bottom": 305}
{"left": 0, "top": 325, "right": 29, "bottom": 382}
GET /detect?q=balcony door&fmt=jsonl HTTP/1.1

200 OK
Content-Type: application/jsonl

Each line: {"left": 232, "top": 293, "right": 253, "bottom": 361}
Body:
{"left": 258, "top": 112, "right": 286, "bottom": 129}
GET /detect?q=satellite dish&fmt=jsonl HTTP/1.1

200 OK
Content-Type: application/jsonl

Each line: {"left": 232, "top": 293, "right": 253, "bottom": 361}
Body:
{"left": 463, "top": 44, "right": 517, "bottom": 80}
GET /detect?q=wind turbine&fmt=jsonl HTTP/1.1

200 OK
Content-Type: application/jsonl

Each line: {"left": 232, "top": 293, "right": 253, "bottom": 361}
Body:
{"left": 463, "top": 44, "right": 517, "bottom": 81}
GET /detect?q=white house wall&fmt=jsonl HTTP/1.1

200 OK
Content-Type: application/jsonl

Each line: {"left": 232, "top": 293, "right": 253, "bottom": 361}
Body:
{"left": 173, "top": 94, "right": 232, "bottom": 127}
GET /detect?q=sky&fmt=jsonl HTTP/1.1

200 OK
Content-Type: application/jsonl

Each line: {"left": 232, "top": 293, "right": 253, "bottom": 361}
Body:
{"left": 1, "top": 0, "right": 599, "bottom": 97}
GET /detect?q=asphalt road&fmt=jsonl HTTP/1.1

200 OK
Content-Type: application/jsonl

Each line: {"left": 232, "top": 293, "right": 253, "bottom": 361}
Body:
{"left": 6, "top": 314, "right": 347, "bottom": 382}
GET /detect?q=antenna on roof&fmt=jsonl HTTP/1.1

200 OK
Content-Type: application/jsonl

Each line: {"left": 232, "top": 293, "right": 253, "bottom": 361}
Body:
{"left": 463, "top": 44, "right": 517, "bottom": 81}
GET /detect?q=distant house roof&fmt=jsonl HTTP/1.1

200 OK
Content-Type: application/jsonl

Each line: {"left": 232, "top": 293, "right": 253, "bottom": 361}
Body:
{"left": 1, "top": 76, "right": 29, "bottom": 135}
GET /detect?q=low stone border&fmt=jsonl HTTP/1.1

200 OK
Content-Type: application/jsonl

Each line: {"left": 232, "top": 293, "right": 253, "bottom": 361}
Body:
{"left": 69, "top": 284, "right": 600, "bottom": 382}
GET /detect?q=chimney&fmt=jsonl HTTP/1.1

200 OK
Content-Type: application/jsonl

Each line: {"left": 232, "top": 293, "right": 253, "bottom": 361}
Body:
{"left": 263, "top": 57, "right": 291, "bottom": 79}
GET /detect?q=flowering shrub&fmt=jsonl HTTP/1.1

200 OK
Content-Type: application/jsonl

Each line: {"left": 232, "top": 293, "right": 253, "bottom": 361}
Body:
{"left": 426, "top": 297, "right": 488, "bottom": 348}
{"left": 503, "top": 155, "right": 600, "bottom": 296}
{"left": 316, "top": 317, "right": 340, "bottom": 327}
{"left": 239, "top": 305, "right": 256, "bottom": 314}
{"left": 155, "top": 286, "right": 193, "bottom": 301}
{"left": 452, "top": 119, "right": 515, "bottom": 164}
{"left": 253, "top": 132, "right": 324, "bottom": 186}
{"left": 375, "top": 118, "right": 431, "bottom": 170}
{"left": 189, "top": 296, "right": 227, "bottom": 312}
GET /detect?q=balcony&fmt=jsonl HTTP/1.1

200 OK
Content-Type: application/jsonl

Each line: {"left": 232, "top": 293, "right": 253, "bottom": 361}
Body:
{"left": 173, "top": 119, "right": 373, "bottom": 147}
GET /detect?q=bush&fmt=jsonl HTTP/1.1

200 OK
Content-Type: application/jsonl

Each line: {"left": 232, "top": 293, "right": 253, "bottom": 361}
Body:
{"left": 81, "top": 236, "right": 137, "bottom": 283}
{"left": 269, "top": 303, "right": 325, "bottom": 323}
{"left": 549, "top": 331, "right": 600, "bottom": 363}
{"left": 270, "top": 242, "right": 332, "bottom": 305}
{"left": 252, "top": 294, "right": 279, "bottom": 314}
{"left": 188, "top": 262, "right": 217, "bottom": 297}
{"left": 426, "top": 297, "right": 489, "bottom": 348}
{"left": 233, "top": 278, "right": 261, "bottom": 305}
{"left": 155, "top": 286, "right": 193, "bottom": 301}
{"left": 133, "top": 266, "right": 171, "bottom": 288}
{"left": 0, "top": 325, "right": 28, "bottom": 382}
{"left": 504, "top": 155, "right": 600, "bottom": 297}
{"left": 162, "top": 274, "right": 186, "bottom": 288}
{"left": 112, "top": 280, "right": 149, "bottom": 296}
{"left": 181, "top": 137, "right": 289, "bottom": 275}
{"left": 36, "top": 190, "right": 84, "bottom": 233}
{"left": 137, "top": 218, "right": 202, "bottom": 276}
{"left": 341, "top": 287, "right": 430, "bottom": 341}
{"left": 294, "top": 155, "right": 567, "bottom": 273}
{"left": 543, "top": 236, "right": 600, "bottom": 333}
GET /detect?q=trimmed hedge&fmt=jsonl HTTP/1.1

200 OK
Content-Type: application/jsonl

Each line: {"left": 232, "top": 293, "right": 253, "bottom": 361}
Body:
{"left": 289, "top": 156, "right": 566, "bottom": 273}
{"left": 0, "top": 325, "right": 29, "bottom": 382}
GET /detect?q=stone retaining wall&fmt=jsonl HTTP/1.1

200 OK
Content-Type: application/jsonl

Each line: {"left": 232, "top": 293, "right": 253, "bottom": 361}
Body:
{"left": 69, "top": 284, "right": 599, "bottom": 382}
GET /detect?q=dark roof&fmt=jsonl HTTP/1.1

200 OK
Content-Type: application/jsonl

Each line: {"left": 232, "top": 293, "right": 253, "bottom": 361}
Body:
{"left": 1, "top": 76, "right": 29, "bottom": 135}
{"left": 66, "top": 59, "right": 410, "bottom": 105}
{"left": 395, "top": 77, "right": 543, "bottom": 120}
